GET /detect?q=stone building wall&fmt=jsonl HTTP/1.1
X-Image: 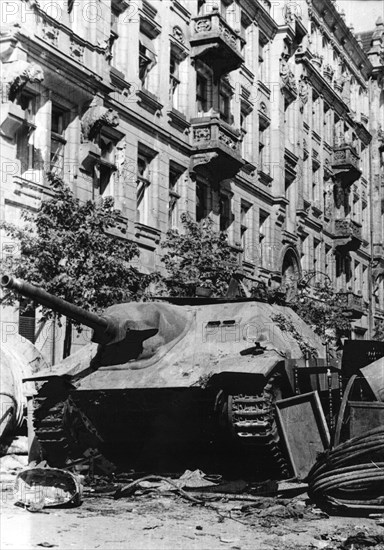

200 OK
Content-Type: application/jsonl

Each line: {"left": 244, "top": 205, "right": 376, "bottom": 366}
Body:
{"left": 0, "top": 0, "right": 379, "bottom": 360}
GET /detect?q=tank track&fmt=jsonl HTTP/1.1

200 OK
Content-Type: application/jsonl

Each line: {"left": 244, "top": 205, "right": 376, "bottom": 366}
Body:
{"left": 32, "top": 381, "right": 102, "bottom": 468}
{"left": 223, "top": 376, "right": 290, "bottom": 478}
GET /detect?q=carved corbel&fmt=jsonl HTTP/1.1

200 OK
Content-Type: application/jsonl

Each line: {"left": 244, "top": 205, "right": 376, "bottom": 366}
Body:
{"left": 1, "top": 60, "right": 44, "bottom": 103}
{"left": 81, "top": 104, "right": 120, "bottom": 142}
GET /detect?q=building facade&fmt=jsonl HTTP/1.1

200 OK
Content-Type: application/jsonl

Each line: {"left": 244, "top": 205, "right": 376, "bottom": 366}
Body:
{"left": 359, "top": 18, "right": 384, "bottom": 336}
{"left": 0, "top": 0, "right": 381, "bottom": 359}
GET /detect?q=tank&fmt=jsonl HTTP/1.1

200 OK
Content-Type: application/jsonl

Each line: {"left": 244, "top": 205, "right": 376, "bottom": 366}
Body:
{"left": 1, "top": 274, "right": 327, "bottom": 478}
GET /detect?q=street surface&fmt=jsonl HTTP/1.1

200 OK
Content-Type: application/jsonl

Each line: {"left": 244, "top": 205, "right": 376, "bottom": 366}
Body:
{"left": 2, "top": 469, "right": 384, "bottom": 550}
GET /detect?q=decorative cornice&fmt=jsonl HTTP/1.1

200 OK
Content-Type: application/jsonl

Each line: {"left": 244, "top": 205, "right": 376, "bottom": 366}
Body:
{"left": 309, "top": 0, "right": 372, "bottom": 81}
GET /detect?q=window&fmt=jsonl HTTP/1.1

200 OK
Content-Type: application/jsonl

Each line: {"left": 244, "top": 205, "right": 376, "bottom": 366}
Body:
{"left": 259, "top": 124, "right": 267, "bottom": 172}
{"left": 136, "top": 145, "right": 157, "bottom": 224}
{"left": 168, "top": 163, "right": 184, "bottom": 227}
{"left": 313, "top": 239, "right": 321, "bottom": 277}
{"left": 354, "top": 261, "right": 361, "bottom": 293}
{"left": 312, "top": 91, "right": 320, "bottom": 134}
{"left": 362, "top": 201, "right": 368, "bottom": 240}
{"left": 109, "top": 4, "right": 120, "bottom": 65}
{"left": 16, "top": 92, "right": 36, "bottom": 174}
{"left": 219, "top": 193, "right": 232, "bottom": 231}
{"left": 219, "top": 79, "right": 233, "bottom": 124}
{"left": 323, "top": 102, "right": 332, "bottom": 145}
{"left": 336, "top": 253, "right": 352, "bottom": 289}
{"left": 240, "top": 102, "right": 250, "bottom": 159}
{"left": 96, "top": 133, "right": 116, "bottom": 196}
{"left": 170, "top": 52, "right": 181, "bottom": 109}
{"left": 362, "top": 265, "right": 368, "bottom": 302}
{"left": 325, "top": 245, "right": 332, "bottom": 279}
{"left": 139, "top": 35, "right": 156, "bottom": 88}
{"left": 50, "top": 105, "right": 67, "bottom": 176}
{"left": 259, "top": 210, "right": 269, "bottom": 267}
{"left": 240, "top": 12, "right": 252, "bottom": 68}
{"left": 240, "top": 201, "right": 251, "bottom": 262}
{"left": 19, "top": 299, "right": 35, "bottom": 344}
{"left": 196, "top": 71, "right": 211, "bottom": 114}
{"left": 197, "top": 0, "right": 206, "bottom": 15}
{"left": 196, "top": 180, "right": 208, "bottom": 222}
{"left": 334, "top": 114, "right": 342, "bottom": 146}
{"left": 259, "top": 40, "right": 265, "bottom": 80}
{"left": 312, "top": 166, "right": 320, "bottom": 203}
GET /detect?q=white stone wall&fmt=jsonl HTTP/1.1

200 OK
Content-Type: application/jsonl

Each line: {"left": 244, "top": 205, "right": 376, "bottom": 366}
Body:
{"left": 0, "top": 0, "right": 379, "bottom": 360}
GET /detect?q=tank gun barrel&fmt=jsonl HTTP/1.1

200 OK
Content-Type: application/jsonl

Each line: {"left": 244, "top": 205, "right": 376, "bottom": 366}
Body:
{"left": 1, "top": 275, "right": 118, "bottom": 344}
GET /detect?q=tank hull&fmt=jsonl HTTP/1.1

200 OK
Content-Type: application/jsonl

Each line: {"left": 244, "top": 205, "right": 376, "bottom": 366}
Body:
{"left": 26, "top": 299, "right": 326, "bottom": 477}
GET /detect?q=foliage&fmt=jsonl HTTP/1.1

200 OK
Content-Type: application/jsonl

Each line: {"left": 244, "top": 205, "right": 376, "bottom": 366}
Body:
{"left": 271, "top": 312, "right": 318, "bottom": 358}
{"left": 373, "top": 318, "right": 384, "bottom": 341}
{"left": 287, "top": 281, "right": 352, "bottom": 346}
{"left": 0, "top": 173, "right": 153, "bottom": 356}
{"left": 158, "top": 213, "right": 239, "bottom": 297}
{"left": 250, "top": 282, "right": 286, "bottom": 305}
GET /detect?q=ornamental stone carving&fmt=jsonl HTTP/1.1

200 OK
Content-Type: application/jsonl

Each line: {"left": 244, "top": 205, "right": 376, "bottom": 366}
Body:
{"left": 311, "top": 52, "right": 323, "bottom": 68}
{"left": 195, "top": 18, "right": 212, "bottom": 33}
{"left": 280, "top": 54, "right": 297, "bottom": 95}
{"left": 172, "top": 25, "right": 185, "bottom": 43}
{"left": 42, "top": 21, "right": 59, "bottom": 45}
{"left": 218, "top": 129, "right": 237, "bottom": 150}
{"left": 218, "top": 22, "right": 237, "bottom": 46}
{"left": 1, "top": 60, "right": 44, "bottom": 103}
{"left": 259, "top": 102, "right": 268, "bottom": 114}
{"left": 70, "top": 39, "right": 85, "bottom": 63}
{"left": 81, "top": 104, "right": 120, "bottom": 142}
{"left": 193, "top": 127, "right": 211, "bottom": 142}
{"left": 283, "top": 3, "right": 296, "bottom": 24}
{"left": 323, "top": 64, "right": 334, "bottom": 81}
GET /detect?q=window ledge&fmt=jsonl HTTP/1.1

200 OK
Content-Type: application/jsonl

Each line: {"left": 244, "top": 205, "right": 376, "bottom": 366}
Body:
{"left": 137, "top": 88, "right": 163, "bottom": 115}
{"left": 134, "top": 222, "right": 161, "bottom": 243}
{"left": 167, "top": 107, "right": 190, "bottom": 133}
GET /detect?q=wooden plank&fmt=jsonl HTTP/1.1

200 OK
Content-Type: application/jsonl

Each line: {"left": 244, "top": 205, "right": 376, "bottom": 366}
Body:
{"left": 276, "top": 391, "right": 330, "bottom": 480}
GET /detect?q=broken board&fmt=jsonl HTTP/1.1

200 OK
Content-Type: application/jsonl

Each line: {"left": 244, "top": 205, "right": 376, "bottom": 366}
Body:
{"left": 276, "top": 391, "right": 330, "bottom": 480}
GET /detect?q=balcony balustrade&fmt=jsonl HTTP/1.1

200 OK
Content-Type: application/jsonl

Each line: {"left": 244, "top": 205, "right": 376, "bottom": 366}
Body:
{"left": 332, "top": 144, "right": 362, "bottom": 186}
{"left": 333, "top": 218, "right": 362, "bottom": 252}
{"left": 190, "top": 10, "right": 244, "bottom": 79}
{"left": 338, "top": 291, "right": 365, "bottom": 319}
{"left": 190, "top": 115, "right": 243, "bottom": 180}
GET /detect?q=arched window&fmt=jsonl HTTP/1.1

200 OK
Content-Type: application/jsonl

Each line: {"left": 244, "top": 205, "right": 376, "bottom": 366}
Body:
{"left": 282, "top": 249, "right": 301, "bottom": 300}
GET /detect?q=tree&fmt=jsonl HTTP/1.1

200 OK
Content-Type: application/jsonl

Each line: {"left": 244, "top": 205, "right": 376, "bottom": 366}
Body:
{"left": 158, "top": 213, "right": 239, "bottom": 297}
{"left": 287, "top": 281, "right": 352, "bottom": 350}
{"left": 0, "top": 173, "right": 152, "bottom": 358}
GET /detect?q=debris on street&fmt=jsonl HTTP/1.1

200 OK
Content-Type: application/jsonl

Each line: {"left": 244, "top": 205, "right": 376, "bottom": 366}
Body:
{"left": 15, "top": 467, "right": 83, "bottom": 509}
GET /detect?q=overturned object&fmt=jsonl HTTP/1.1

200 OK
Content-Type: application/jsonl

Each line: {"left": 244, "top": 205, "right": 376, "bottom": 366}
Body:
{"left": 15, "top": 467, "right": 83, "bottom": 508}
{"left": 0, "top": 336, "right": 47, "bottom": 450}
{"left": 308, "top": 427, "right": 384, "bottom": 514}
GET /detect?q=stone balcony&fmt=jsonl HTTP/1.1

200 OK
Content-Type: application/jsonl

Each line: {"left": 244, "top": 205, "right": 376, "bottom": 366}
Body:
{"left": 190, "top": 115, "right": 244, "bottom": 181}
{"left": 190, "top": 10, "right": 244, "bottom": 78}
{"left": 333, "top": 218, "right": 362, "bottom": 252}
{"left": 338, "top": 291, "right": 365, "bottom": 319}
{"left": 332, "top": 144, "right": 362, "bottom": 186}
